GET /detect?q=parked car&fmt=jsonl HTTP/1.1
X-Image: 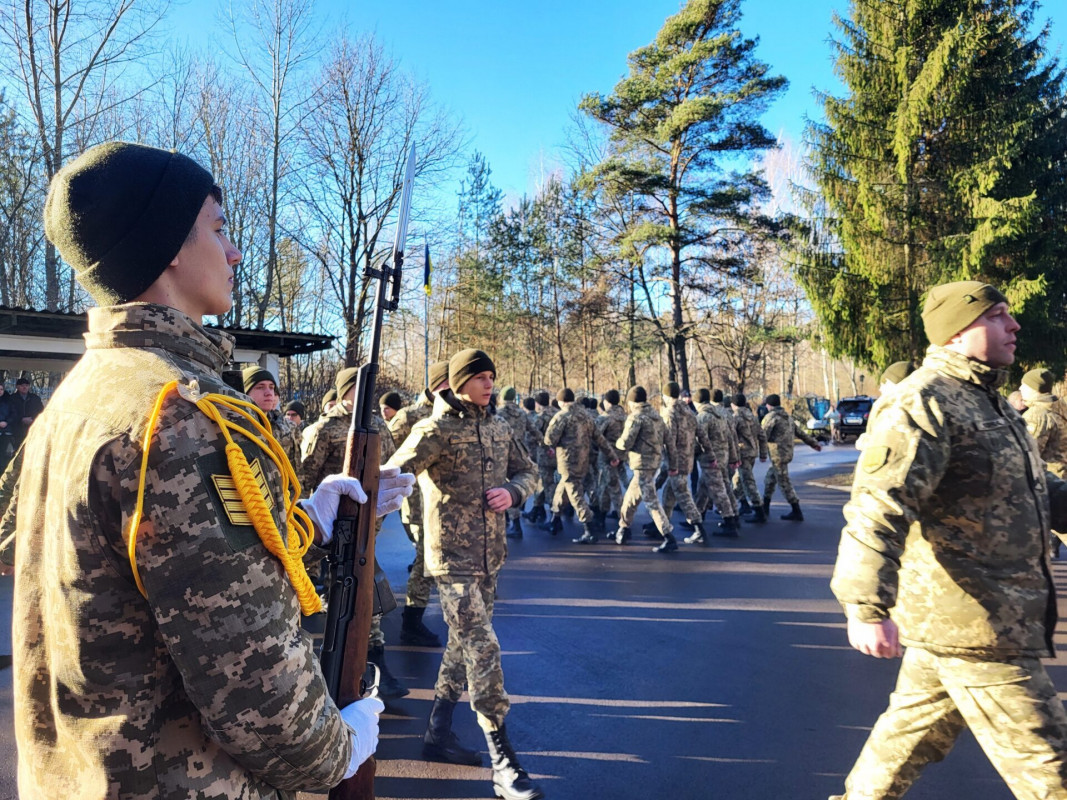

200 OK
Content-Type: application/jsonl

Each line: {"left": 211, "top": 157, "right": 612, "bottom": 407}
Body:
{"left": 804, "top": 396, "right": 832, "bottom": 443}
{"left": 835, "top": 396, "right": 875, "bottom": 441}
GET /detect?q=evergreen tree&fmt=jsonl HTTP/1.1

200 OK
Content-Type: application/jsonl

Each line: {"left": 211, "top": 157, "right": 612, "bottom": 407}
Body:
{"left": 794, "top": 0, "right": 1067, "bottom": 372}
{"left": 579, "top": 0, "right": 786, "bottom": 390}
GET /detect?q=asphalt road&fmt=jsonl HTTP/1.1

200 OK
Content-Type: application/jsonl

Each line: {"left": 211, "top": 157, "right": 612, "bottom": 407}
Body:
{"left": 2, "top": 445, "right": 1066, "bottom": 800}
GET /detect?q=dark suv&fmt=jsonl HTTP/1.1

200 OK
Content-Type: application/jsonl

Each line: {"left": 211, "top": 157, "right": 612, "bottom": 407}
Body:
{"left": 835, "top": 396, "right": 875, "bottom": 440}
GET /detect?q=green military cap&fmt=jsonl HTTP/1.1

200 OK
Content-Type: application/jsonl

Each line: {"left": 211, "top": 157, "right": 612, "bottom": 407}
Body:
{"left": 44, "top": 141, "right": 216, "bottom": 306}
{"left": 428, "top": 360, "right": 450, "bottom": 392}
{"left": 336, "top": 367, "right": 360, "bottom": 400}
{"left": 1022, "top": 368, "right": 1055, "bottom": 394}
{"left": 880, "top": 361, "right": 915, "bottom": 386}
{"left": 922, "top": 281, "right": 1008, "bottom": 346}
{"left": 242, "top": 366, "right": 276, "bottom": 393}
{"left": 449, "top": 349, "right": 495, "bottom": 392}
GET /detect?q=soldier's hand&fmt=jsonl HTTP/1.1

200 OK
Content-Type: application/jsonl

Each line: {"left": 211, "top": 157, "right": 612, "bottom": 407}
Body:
{"left": 847, "top": 617, "right": 902, "bottom": 659}
{"left": 485, "top": 487, "right": 513, "bottom": 512}
{"left": 378, "top": 465, "right": 416, "bottom": 517}
{"left": 340, "top": 696, "right": 385, "bottom": 776}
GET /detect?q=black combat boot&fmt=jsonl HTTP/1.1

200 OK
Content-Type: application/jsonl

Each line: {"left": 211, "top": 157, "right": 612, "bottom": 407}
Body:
{"left": 683, "top": 521, "right": 708, "bottom": 545}
{"left": 523, "top": 505, "right": 545, "bottom": 524}
{"left": 781, "top": 502, "right": 804, "bottom": 521}
{"left": 606, "top": 509, "right": 619, "bottom": 521}
{"left": 615, "top": 526, "right": 631, "bottom": 545}
{"left": 507, "top": 517, "right": 524, "bottom": 540}
{"left": 737, "top": 497, "right": 753, "bottom": 515}
{"left": 653, "top": 532, "right": 678, "bottom": 553}
{"left": 592, "top": 509, "right": 606, "bottom": 533}
{"left": 561, "top": 504, "right": 575, "bottom": 519}
{"left": 400, "top": 606, "right": 442, "bottom": 647}
{"left": 422, "top": 697, "right": 483, "bottom": 766}
{"left": 545, "top": 514, "right": 563, "bottom": 535}
{"left": 486, "top": 725, "right": 544, "bottom": 800}
{"left": 367, "top": 645, "right": 409, "bottom": 699}
{"left": 642, "top": 522, "right": 661, "bottom": 540}
{"left": 713, "top": 516, "right": 740, "bottom": 537}
{"left": 745, "top": 505, "right": 767, "bottom": 523}
{"left": 762, "top": 497, "right": 771, "bottom": 517}
{"left": 573, "top": 522, "right": 597, "bottom": 545}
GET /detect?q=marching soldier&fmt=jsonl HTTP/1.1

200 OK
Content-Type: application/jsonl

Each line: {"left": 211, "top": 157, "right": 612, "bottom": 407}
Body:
{"left": 829, "top": 280, "right": 1067, "bottom": 799}
{"left": 1019, "top": 368, "right": 1067, "bottom": 559}
{"left": 760, "top": 394, "right": 821, "bottom": 521}
{"left": 613, "top": 386, "right": 676, "bottom": 553}
{"left": 6, "top": 141, "right": 406, "bottom": 797}
{"left": 497, "top": 386, "right": 539, "bottom": 539}
{"left": 658, "top": 382, "right": 710, "bottom": 543}
{"left": 694, "top": 388, "right": 740, "bottom": 532}
{"left": 732, "top": 393, "right": 768, "bottom": 522}
{"left": 387, "top": 349, "right": 544, "bottom": 800}
{"left": 543, "top": 388, "right": 618, "bottom": 544}
{"left": 523, "top": 391, "right": 558, "bottom": 526}
{"left": 388, "top": 360, "right": 451, "bottom": 648}
{"left": 594, "top": 389, "right": 628, "bottom": 526}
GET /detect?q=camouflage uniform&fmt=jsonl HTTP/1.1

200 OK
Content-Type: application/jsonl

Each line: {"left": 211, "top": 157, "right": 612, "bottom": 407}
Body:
{"left": 733, "top": 404, "right": 768, "bottom": 507}
{"left": 389, "top": 395, "right": 435, "bottom": 608}
{"left": 497, "top": 399, "right": 538, "bottom": 522}
{"left": 267, "top": 408, "right": 301, "bottom": 479}
{"left": 543, "top": 402, "right": 616, "bottom": 524}
{"left": 387, "top": 391, "right": 536, "bottom": 728}
{"left": 1023, "top": 394, "right": 1067, "bottom": 478}
{"left": 829, "top": 346, "right": 1067, "bottom": 799}
{"left": 617, "top": 401, "right": 674, "bottom": 535}
{"left": 761, "top": 405, "right": 817, "bottom": 505}
{"left": 660, "top": 395, "right": 708, "bottom": 524}
{"left": 533, "top": 405, "right": 559, "bottom": 511}
{"left": 595, "top": 405, "right": 628, "bottom": 514}
{"left": 9, "top": 304, "right": 350, "bottom": 798}
{"left": 694, "top": 401, "right": 738, "bottom": 517}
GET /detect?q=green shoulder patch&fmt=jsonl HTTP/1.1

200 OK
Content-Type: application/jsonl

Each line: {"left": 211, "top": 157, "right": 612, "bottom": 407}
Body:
{"left": 196, "top": 443, "right": 276, "bottom": 551}
{"left": 861, "top": 445, "right": 891, "bottom": 474}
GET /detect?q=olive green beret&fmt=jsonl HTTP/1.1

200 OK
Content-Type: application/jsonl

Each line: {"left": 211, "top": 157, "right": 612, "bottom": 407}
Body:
{"left": 922, "top": 281, "right": 1008, "bottom": 346}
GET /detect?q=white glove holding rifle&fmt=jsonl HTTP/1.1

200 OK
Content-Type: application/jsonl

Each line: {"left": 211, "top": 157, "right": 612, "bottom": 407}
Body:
{"left": 302, "top": 467, "right": 415, "bottom": 544}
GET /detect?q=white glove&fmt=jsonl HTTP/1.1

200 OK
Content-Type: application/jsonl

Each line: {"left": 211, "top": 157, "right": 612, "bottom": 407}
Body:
{"left": 340, "top": 696, "right": 385, "bottom": 778}
{"left": 303, "top": 469, "right": 416, "bottom": 544}
{"left": 377, "top": 465, "right": 416, "bottom": 518}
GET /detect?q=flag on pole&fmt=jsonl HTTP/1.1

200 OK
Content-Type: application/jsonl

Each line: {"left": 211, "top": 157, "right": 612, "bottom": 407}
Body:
{"left": 423, "top": 243, "right": 432, "bottom": 296}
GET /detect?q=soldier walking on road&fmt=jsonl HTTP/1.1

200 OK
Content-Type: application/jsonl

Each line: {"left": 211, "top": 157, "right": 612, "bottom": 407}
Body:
{"left": 694, "top": 388, "right": 741, "bottom": 532}
{"left": 523, "top": 391, "right": 558, "bottom": 526}
{"left": 1019, "top": 368, "right": 1067, "bottom": 559}
{"left": 388, "top": 348, "right": 544, "bottom": 800}
{"left": 760, "top": 394, "right": 821, "bottom": 521}
{"left": 594, "top": 389, "right": 628, "bottom": 526}
{"left": 497, "top": 386, "right": 539, "bottom": 539}
{"left": 658, "top": 382, "right": 711, "bottom": 544}
{"left": 829, "top": 280, "right": 1067, "bottom": 800}
{"left": 613, "top": 386, "right": 677, "bottom": 553}
{"left": 388, "top": 360, "right": 451, "bottom": 648}
{"left": 543, "top": 388, "right": 618, "bottom": 544}
{"left": 732, "top": 394, "right": 768, "bottom": 522}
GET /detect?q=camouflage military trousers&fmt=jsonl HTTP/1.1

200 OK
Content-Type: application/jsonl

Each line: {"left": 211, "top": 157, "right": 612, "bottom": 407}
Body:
{"left": 552, "top": 474, "right": 592, "bottom": 523}
{"left": 764, "top": 458, "right": 798, "bottom": 504}
{"left": 620, "top": 468, "right": 672, "bottom": 536}
{"left": 400, "top": 491, "right": 433, "bottom": 608}
{"left": 696, "top": 458, "right": 737, "bottom": 516}
{"left": 435, "top": 573, "right": 510, "bottom": 728}
{"left": 733, "top": 456, "right": 761, "bottom": 507}
{"left": 833, "top": 648, "right": 1067, "bottom": 800}
{"left": 596, "top": 460, "right": 625, "bottom": 513}
{"left": 534, "top": 464, "right": 558, "bottom": 510}
{"left": 662, "top": 471, "right": 701, "bottom": 524}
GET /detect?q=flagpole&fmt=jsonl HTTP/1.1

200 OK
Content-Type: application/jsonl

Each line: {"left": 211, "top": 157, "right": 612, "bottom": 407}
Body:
{"left": 423, "top": 239, "right": 430, "bottom": 390}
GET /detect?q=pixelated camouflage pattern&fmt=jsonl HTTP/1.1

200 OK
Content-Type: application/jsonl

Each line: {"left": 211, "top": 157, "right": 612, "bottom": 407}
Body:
{"left": 0, "top": 443, "right": 22, "bottom": 563}
{"left": 266, "top": 409, "right": 301, "bottom": 479}
{"left": 534, "top": 405, "right": 559, "bottom": 468}
{"left": 660, "top": 396, "right": 700, "bottom": 474}
{"left": 593, "top": 405, "right": 628, "bottom": 513}
{"left": 617, "top": 401, "right": 671, "bottom": 471}
{"left": 619, "top": 469, "right": 672, "bottom": 536}
{"left": 763, "top": 461, "right": 799, "bottom": 505}
{"left": 762, "top": 405, "right": 817, "bottom": 465}
{"left": 696, "top": 402, "right": 738, "bottom": 466}
{"left": 696, "top": 457, "right": 736, "bottom": 517}
{"left": 523, "top": 409, "right": 542, "bottom": 459}
{"left": 11, "top": 304, "right": 350, "bottom": 799}
{"left": 834, "top": 648, "right": 1067, "bottom": 800}
{"left": 498, "top": 400, "right": 539, "bottom": 521}
{"left": 734, "top": 405, "right": 768, "bottom": 460}
{"left": 733, "top": 456, "right": 762, "bottom": 508}
{"left": 831, "top": 346, "right": 1067, "bottom": 657}
{"left": 388, "top": 397, "right": 435, "bottom": 606}
{"left": 1023, "top": 394, "right": 1067, "bottom": 479}
{"left": 695, "top": 401, "right": 738, "bottom": 513}
{"left": 434, "top": 574, "right": 509, "bottom": 727}
{"left": 544, "top": 402, "right": 615, "bottom": 479}
{"left": 386, "top": 391, "right": 537, "bottom": 578}
{"left": 299, "top": 402, "right": 395, "bottom": 494}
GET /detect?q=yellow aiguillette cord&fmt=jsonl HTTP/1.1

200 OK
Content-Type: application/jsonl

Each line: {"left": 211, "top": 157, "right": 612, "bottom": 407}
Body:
{"left": 127, "top": 379, "right": 322, "bottom": 614}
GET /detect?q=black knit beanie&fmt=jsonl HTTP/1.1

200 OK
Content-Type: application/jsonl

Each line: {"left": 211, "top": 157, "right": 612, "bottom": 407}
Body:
{"left": 522, "top": 397, "right": 536, "bottom": 411}
{"left": 627, "top": 386, "right": 647, "bottom": 403}
{"left": 535, "top": 391, "right": 550, "bottom": 407}
{"left": 501, "top": 386, "right": 517, "bottom": 402}
{"left": 713, "top": 389, "right": 724, "bottom": 403}
{"left": 765, "top": 394, "right": 781, "bottom": 407}
{"left": 558, "top": 387, "right": 574, "bottom": 403}
{"left": 732, "top": 393, "right": 746, "bottom": 407}
{"left": 380, "top": 391, "right": 403, "bottom": 411}
{"left": 449, "top": 348, "right": 495, "bottom": 392}
{"left": 696, "top": 388, "right": 711, "bottom": 403}
{"left": 604, "top": 389, "right": 620, "bottom": 405}
{"left": 663, "top": 381, "right": 680, "bottom": 399}
{"left": 242, "top": 366, "right": 276, "bottom": 393}
{"left": 283, "top": 400, "right": 306, "bottom": 418}
{"left": 44, "top": 141, "right": 216, "bottom": 305}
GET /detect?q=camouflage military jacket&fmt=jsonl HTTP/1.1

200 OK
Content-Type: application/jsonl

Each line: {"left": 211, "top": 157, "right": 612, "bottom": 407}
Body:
{"left": 544, "top": 402, "right": 615, "bottom": 479}
{"left": 695, "top": 402, "right": 736, "bottom": 465}
{"left": 387, "top": 392, "right": 537, "bottom": 578}
{"left": 831, "top": 346, "right": 1067, "bottom": 658}
{"left": 1023, "top": 394, "right": 1067, "bottom": 478}
{"left": 498, "top": 401, "right": 536, "bottom": 448}
{"left": 389, "top": 395, "right": 433, "bottom": 450}
{"left": 597, "top": 405, "right": 628, "bottom": 460}
{"left": 9, "top": 304, "right": 350, "bottom": 799}
{"left": 734, "top": 405, "right": 768, "bottom": 461}
{"left": 534, "top": 406, "right": 559, "bottom": 468}
{"left": 661, "top": 396, "right": 703, "bottom": 474}
{"left": 761, "top": 406, "right": 815, "bottom": 463}
{"left": 300, "top": 402, "right": 395, "bottom": 494}
{"left": 266, "top": 409, "right": 301, "bottom": 475}
{"left": 617, "top": 401, "right": 672, "bottom": 471}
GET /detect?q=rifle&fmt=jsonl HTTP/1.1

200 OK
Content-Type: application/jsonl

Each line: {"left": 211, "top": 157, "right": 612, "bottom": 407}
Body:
{"left": 319, "top": 146, "right": 416, "bottom": 800}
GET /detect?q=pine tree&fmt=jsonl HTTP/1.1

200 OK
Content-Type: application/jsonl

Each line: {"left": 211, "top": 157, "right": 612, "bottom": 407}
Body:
{"left": 794, "top": 0, "right": 1067, "bottom": 372}
{"left": 579, "top": 0, "right": 786, "bottom": 390}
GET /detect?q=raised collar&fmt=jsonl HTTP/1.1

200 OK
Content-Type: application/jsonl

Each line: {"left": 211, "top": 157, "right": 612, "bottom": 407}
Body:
{"left": 923, "top": 345, "right": 1008, "bottom": 390}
